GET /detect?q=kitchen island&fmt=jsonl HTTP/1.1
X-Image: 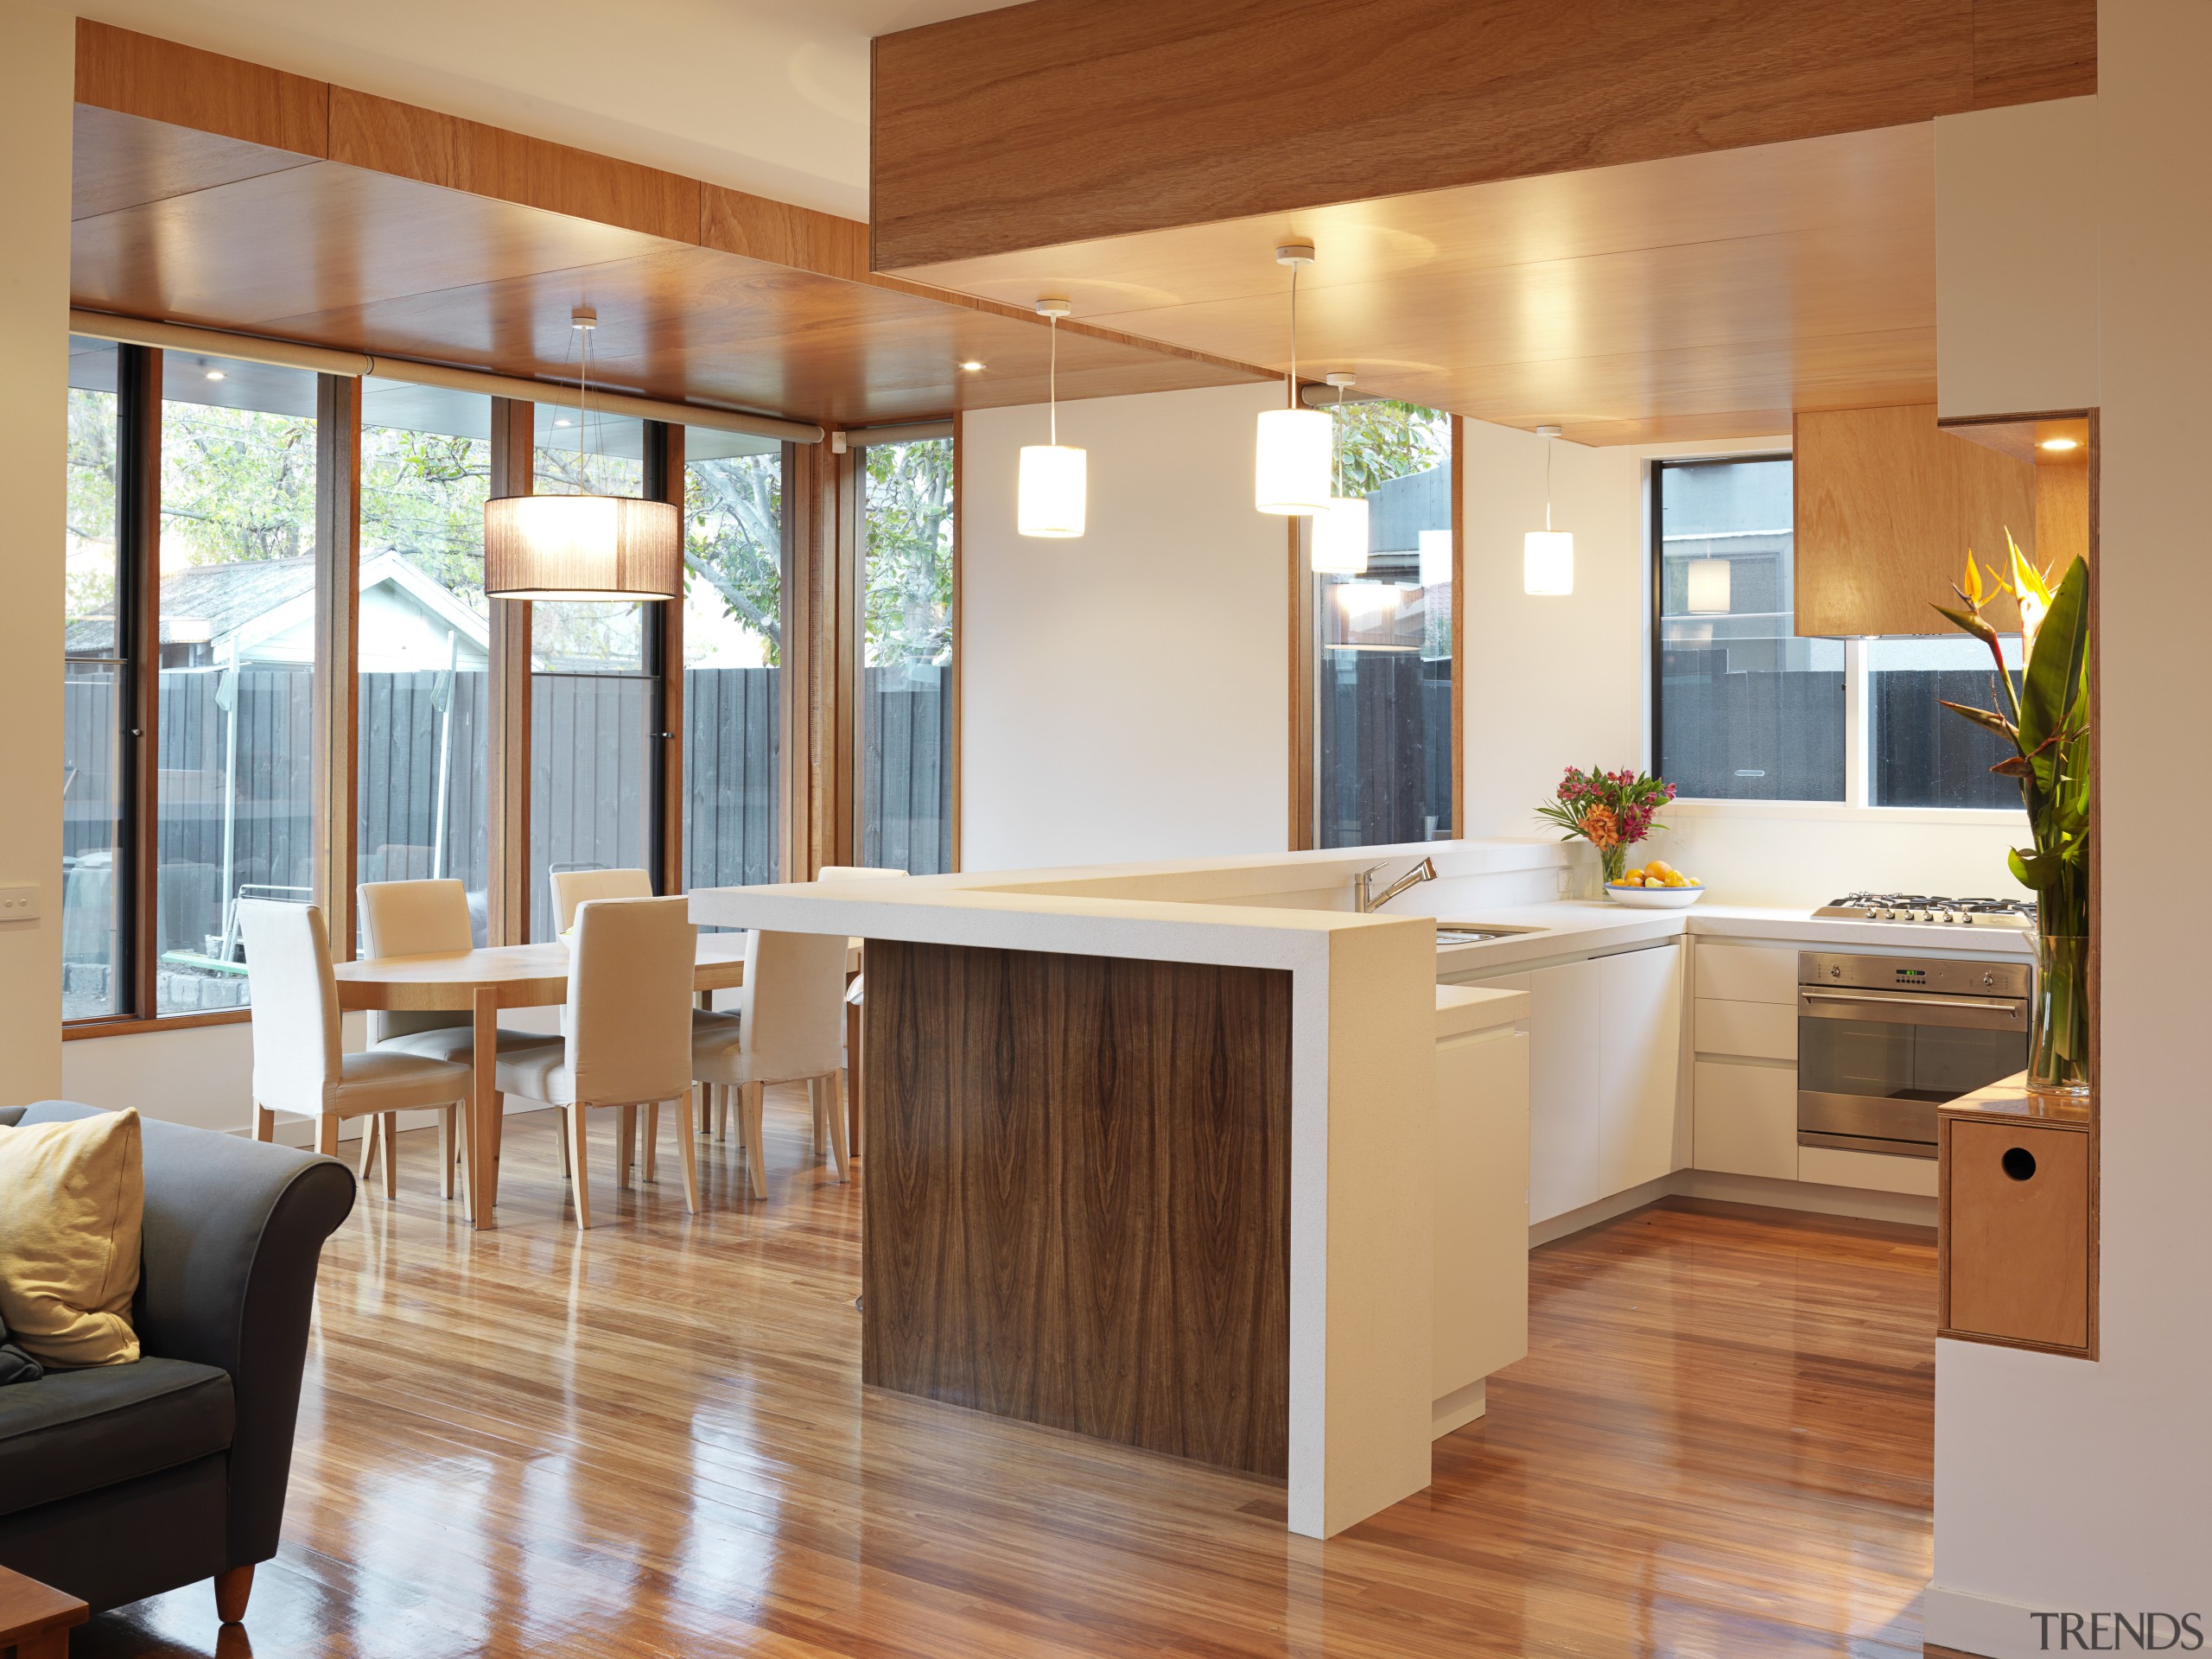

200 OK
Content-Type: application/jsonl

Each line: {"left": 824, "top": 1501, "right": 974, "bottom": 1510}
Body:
{"left": 690, "top": 842, "right": 1545, "bottom": 1538}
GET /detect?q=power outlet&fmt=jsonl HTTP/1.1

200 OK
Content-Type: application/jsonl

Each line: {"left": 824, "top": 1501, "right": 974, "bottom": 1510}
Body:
{"left": 1554, "top": 868, "right": 1571, "bottom": 898}
{"left": 0, "top": 884, "right": 41, "bottom": 922}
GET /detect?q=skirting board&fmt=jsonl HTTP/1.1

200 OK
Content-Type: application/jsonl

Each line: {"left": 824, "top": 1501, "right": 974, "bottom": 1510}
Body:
{"left": 1924, "top": 1584, "right": 2092, "bottom": 1659}
{"left": 1432, "top": 1378, "right": 1487, "bottom": 1440}
{"left": 1529, "top": 1167, "right": 1936, "bottom": 1247}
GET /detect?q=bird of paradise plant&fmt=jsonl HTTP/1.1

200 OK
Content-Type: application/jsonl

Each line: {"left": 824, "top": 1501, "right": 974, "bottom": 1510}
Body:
{"left": 1935, "top": 534, "right": 2090, "bottom": 1093}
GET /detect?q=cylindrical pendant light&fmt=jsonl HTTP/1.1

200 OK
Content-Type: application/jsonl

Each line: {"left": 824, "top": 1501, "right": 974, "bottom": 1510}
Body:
{"left": 1522, "top": 423, "right": 1574, "bottom": 596}
{"left": 1311, "top": 372, "right": 1369, "bottom": 573}
{"left": 1018, "top": 298, "right": 1086, "bottom": 538}
{"left": 1686, "top": 556, "right": 1732, "bottom": 614}
{"left": 1256, "top": 245, "right": 1332, "bottom": 515}
{"left": 485, "top": 305, "right": 680, "bottom": 601}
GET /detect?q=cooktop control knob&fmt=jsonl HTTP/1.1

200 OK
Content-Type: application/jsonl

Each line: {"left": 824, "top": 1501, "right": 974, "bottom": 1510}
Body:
{"left": 1829, "top": 964, "right": 1843, "bottom": 978}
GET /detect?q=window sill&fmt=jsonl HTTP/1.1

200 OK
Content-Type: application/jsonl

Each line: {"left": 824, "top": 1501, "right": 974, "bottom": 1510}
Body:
{"left": 64, "top": 1008, "right": 251, "bottom": 1041}
{"left": 1666, "top": 798, "right": 2028, "bottom": 828}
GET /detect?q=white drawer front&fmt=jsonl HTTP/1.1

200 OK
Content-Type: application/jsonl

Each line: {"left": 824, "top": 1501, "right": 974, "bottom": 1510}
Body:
{"left": 1692, "top": 1059, "right": 1798, "bottom": 1179}
{"left": 1798, "top": 1145, "right": 1938, "bottom": 1197}
{"left": 1694, "top": 941, "right": 1799, "bottom": 1005}
{"left": 1695, "top": 996, "right": 1797, "bottom": 1061}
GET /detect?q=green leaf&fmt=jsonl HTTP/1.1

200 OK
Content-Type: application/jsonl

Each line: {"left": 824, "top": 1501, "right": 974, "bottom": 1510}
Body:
{"left": 1937, "top": 699, "right": 2019, "bottom": 744}
{"left": 2018, "top": 557, "right": 2090, "bottom": 753}
{"left": 2010, "top": 848, "right": 2056, "bottom": 890}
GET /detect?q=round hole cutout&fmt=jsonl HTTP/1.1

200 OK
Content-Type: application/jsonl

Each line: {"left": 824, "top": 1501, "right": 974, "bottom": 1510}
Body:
{"left": 2001, "top": 1146, "right": 2037, "bottom": 1182}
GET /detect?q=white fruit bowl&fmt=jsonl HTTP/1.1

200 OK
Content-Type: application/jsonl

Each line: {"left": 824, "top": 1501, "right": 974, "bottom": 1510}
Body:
{"left": 1605, "top": 882, "right": 1704, "bottom": 909}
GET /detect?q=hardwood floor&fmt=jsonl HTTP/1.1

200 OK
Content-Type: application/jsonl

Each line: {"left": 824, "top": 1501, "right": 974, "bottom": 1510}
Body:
{"left": 76, "top": 1096, "right": 1938, "bottom": 1658}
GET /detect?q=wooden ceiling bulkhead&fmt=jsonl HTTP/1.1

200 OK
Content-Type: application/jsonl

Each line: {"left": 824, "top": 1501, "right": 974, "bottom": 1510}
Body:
{"left": 869, "top": 0, "right": 2098, "bottom": 445}
{"left": 68, "top": 21, "right": 1268, "bottom": 433}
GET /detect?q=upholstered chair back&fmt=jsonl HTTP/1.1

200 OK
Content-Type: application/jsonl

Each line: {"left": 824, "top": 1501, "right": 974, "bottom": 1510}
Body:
{"left": 239, "top": 900, "right": 341, "bottom": 1116}
{"left": 564, "top": 896, "right": 694, "bottom": 1108}
{"left": 357, "top": 878, "right": 473, "bottom": 1042}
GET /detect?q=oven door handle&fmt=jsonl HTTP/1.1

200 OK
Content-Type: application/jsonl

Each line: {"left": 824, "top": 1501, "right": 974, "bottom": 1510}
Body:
{"left": 1799, "top": 988, "right": 2024, "bottom": 1024}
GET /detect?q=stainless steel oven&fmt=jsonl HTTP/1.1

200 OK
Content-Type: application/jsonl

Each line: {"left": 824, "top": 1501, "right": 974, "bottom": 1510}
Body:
{"left": 1797, "top": 952, "right": 2031, "bottom": 1158}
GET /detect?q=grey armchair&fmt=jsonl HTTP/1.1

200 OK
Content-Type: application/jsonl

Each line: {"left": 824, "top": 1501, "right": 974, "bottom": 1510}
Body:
{"left": 0, "top": 1102, "right": 355, "bottom": 1619}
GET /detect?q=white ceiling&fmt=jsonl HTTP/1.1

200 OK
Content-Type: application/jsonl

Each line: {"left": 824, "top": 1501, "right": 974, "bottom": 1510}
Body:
{"left": 73, "top": 0, "right": 1025, "bottom": 219}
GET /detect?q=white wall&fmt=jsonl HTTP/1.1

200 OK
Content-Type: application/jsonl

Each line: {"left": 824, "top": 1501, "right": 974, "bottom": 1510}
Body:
{"left": 68, "top": 0, "right": 1017, "bottom": 219}
{"left": 1459, "top": 419, "right": 1646, "bottom": 841}
{"left": 1458, "top": 422, "right": 2025, "bottom": 906}
{"left": 961, "top": 383, "right": 1290, "bottom": 872}
{"left": 1936, "top": 97, "right": 2101, "bottom": 422}
{"left": 0, "top": 0, "right": 71, "bottom": 1106}
{"left": 1926, "top": 15, "right": 2212, "bottom": 1651}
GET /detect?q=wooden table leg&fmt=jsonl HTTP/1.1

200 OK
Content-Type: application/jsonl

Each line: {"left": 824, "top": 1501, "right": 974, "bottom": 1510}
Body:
{"left": 469, "top": 986, "right": 499, "bottom": 1227}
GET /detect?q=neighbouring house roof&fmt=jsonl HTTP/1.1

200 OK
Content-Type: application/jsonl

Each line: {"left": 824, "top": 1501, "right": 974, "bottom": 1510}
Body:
{"left": 65, "top": 550, "right": 491, "bottom": 663}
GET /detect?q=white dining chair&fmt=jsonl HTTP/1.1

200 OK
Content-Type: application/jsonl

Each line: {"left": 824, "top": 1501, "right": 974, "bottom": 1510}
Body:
{"left": 239, "top": 899, "right": 474, "bottom": 1198}
{"left": 550, "top": 867, "right": 650, "bottom": 932}
{"left": 354, "top": 878, "right": 543, "bottom": 1199}
{"left": 494, "top": 895, "right": 698, "bottom": 1230}
{"left": 692, "top": 925, "right": 859, "bottom": 1202}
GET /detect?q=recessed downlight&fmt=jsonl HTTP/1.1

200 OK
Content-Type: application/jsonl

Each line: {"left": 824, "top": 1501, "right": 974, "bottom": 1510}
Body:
{"left": 959, "top": 359, "right": 985, "bottom": 372}
{"left": 205, "top": 370, "right": 226, "bottom": 381}
{"left": 2038, "top": 436, "right": 2080, "bottom": 452}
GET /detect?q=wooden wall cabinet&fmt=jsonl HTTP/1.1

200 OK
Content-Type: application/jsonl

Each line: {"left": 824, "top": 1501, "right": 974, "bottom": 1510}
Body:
{"left": 1938, "top": 1081, "right": 2097, "bottom": 1358}
{"left": 1794, "top": 403, "right": 2038, "bottom": 636}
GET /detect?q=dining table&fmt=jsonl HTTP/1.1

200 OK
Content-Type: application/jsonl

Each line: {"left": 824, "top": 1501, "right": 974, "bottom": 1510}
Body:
{"left": 333, "top": 934, "right": 752, "bottom": 1228}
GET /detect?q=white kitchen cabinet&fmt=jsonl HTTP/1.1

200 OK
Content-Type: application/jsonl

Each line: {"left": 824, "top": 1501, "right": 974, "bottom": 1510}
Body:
{"left": 1695, "top": 996, "right": 1797, "bottom": 1061}
{"left": 1599, "top": 943, "right": 1684, "bottom": 1194}
{"left": 1526, "top": 958, "right": 1604, "bottom": 1223}
{"left": 1693, "top": 1059, "right": 1799, "bottom": 1179}
{"left": 1694, "top": 940, "right": 1798, "bottom": 1005}
{"left": 1433, "top": 1021, "right": 1529, "bottom": 1434}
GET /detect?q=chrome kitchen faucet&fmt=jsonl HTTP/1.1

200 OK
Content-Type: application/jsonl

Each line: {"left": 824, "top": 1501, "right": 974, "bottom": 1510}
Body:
{"left": 1353, "top": 855, "right": 1438, "bottom": 913}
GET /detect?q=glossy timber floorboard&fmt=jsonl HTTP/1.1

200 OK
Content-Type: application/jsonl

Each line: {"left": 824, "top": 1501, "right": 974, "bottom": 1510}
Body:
{"left": 78, "top": 1096, "right": 1939, "bottom": 1658}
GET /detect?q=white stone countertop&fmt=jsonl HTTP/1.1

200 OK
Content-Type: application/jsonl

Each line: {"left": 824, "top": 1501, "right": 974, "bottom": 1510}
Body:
{"left": 1434, "top": 983, "right": 1531, "bottom": 1037}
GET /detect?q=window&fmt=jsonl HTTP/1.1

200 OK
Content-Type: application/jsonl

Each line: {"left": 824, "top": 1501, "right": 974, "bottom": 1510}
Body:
{"left": 529, "top": 409, "right": 658, "bottom": 938}
{"left": 855, "top": 435, "right": 956, "bottom": 874}
{"left": 156, "top": 351, "right": 321, "bottom": 1013}
{"left": 1869, "top": 635, "right": 2023, "bottom": 808}
{"left": 1654, "top": 457, "right": 1846, "bottom": 802}
{"left": 357, "top": 378, "right": 495, "bottom": 943}
{"left": 682, "top": 431, "right": 784, "bottom": 891}
{"left": 63, "top": 339, "right": 127, "bottom": 1020}
{"left": 1311, "top": 400, "right": 1453, "bottom": 847}
{"left": 1653, "top": 456, "right": 2024, "bottom": 812}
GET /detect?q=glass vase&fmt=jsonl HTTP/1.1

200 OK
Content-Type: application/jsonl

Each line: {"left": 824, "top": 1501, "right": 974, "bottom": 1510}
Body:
{"left": 1599, "top": 843, "right": 1628, "bottom": 886}
{"left": 2028, "top": 929, "right": 2092, "bottom": 1097}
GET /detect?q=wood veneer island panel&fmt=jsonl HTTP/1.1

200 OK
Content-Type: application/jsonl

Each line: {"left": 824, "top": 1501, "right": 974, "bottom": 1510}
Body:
{"left": 861, "top": 939, "right": 1292, "bottom": 1478}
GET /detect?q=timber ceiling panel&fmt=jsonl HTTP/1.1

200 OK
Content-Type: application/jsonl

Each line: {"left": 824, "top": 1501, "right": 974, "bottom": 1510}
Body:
{"left": 70, "top": 81, "right": 1263, "bottom": 428}
{"left": 892, "top": 124, "right": 1939, "bottom": 446}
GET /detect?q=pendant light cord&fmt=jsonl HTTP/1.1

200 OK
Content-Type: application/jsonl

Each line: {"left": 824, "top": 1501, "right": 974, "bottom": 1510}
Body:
{"left": 1287, "top": 262, "right": 1300, "bottom": 410}
{"left": 1048, "top": 312, "right": 1058, "bottom": 448}
{"left": 1544, "top": 429, "right": 1554, "bottom": 533}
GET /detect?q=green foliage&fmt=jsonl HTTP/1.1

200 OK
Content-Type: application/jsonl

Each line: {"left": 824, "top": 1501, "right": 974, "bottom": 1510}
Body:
{"left": 360, "top": 425, "right": 494, "bottom": 616}
{"left": 66, "top": 388, "right": 118, "bottom": 624}
{"left": 1935, "top": 553, "right": 2091, "bottom": 932}
{"left": 684, "top": 451, "right": 783, "bottom": 662}
{"left": 861, "top": 437, "right": 953, "bottom": 667}
{"left": 160, "top": 402, "right": 317, "bottom": 564}
{"left": 1332, "top": 399, "right": 1449, "bottom": 497}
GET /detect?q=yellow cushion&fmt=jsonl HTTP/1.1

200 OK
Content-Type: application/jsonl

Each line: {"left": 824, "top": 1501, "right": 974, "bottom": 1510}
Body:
{"left": 0, "top": 1110, "right": 144, "bottom": 1368}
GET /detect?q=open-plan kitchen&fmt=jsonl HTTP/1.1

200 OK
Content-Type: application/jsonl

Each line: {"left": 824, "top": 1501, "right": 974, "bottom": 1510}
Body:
{"left": 0, "top": 3, "right": 2199, "bottom": 1658}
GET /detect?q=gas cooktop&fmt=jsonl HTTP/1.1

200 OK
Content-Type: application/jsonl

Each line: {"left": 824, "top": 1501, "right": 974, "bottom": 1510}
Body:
{"left": 1812, "top": 893, "right": 2037, "bottom": 926}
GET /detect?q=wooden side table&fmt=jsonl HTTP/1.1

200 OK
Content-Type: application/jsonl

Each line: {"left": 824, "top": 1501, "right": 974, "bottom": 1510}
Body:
{"left": 0, "top": 1564, "right": 87, "bottom": 1658}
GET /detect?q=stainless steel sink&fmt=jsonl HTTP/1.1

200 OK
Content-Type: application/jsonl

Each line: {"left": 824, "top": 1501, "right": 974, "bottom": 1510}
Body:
{"left": 1433, "top": 922, "right": 1546, "bottom": 946}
